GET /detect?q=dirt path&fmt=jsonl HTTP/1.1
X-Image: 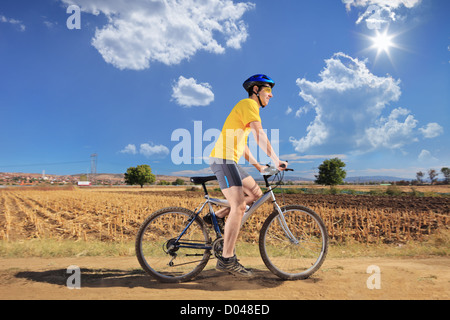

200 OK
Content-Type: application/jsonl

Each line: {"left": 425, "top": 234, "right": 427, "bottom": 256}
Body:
{"left": 0, "top": 256, "right": 448, "bottom": 300}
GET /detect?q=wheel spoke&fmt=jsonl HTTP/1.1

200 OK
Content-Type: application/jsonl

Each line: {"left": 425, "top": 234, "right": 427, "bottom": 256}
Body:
{"left": 136, "top": 208, "right": 211, "bottom": 283}
{"left": 260, "top": 205, "right": 328, "bottom": 280}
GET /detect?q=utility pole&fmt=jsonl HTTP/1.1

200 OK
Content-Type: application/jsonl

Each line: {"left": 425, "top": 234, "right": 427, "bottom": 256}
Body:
{"left": 90, "top": 153, "right": 97, "bottom": 183}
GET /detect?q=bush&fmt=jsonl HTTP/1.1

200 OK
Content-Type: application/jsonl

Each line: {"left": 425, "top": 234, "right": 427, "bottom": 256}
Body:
{"left": 386, "top": 185, "right": 403, "bottom": 196}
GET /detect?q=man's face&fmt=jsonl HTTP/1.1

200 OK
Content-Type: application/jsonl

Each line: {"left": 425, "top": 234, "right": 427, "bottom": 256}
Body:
{"left": 259, "top": 85, "right": 273, "bottom": 106}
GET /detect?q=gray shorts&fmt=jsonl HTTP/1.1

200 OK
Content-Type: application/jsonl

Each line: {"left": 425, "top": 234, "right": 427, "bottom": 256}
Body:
{"left": 209, "top": 157, "right": 250, "bottom": 190}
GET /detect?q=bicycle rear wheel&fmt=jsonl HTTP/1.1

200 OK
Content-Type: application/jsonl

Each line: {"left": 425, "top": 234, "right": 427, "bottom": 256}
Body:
{"left": 135, "top": 207, "right": 211, "bottom": 283}
{"left": 259, "top": 205, "right": 328, "bottom": 280}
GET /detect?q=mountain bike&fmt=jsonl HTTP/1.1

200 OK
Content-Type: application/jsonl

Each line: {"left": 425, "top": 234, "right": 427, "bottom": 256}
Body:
{"left": 135, "top": 165, "right": 328, "bottom": 283}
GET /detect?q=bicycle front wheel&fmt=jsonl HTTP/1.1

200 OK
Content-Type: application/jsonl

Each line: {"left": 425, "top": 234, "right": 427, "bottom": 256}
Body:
{"left": 135, "top": 207, "right": 211, "bottom": 283}
{"left": 259, "top": 205, "right": 328, "bottom": 280}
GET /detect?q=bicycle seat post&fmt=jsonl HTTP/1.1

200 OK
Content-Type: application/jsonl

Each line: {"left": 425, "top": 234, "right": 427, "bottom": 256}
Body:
{"left": 263, "top": 175, "right": 270, "bottom": 188}
{"left": 201, "top": 183, "right": 208, "bottom": 197}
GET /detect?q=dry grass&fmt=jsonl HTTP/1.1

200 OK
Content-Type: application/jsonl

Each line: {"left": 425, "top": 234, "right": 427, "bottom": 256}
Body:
{"left": 284, "top": 184, "right": 450, "bottom": 194}
{"left": 0, "top": 187, "right": 448, "bottom": 247}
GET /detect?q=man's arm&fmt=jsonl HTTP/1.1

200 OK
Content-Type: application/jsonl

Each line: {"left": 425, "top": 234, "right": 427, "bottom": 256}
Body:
{"left": 249, "top": 121, "right": 287, "bottom": 170}
{"left": 244, "top": 145, "right": 264, "bottom": 172}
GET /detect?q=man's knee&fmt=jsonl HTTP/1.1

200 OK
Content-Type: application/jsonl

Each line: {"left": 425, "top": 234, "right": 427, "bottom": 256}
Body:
{"left": 243, "top": 177, "right": 262, "bottom": 198}
{"left": 231, "top": 200, "right": 247, "bottom": 216}
{"left": 254, "top": 187, "right": 263, "bottom": 199}
{"left": 249, "top": 184, "right": 263, "bottom": 201}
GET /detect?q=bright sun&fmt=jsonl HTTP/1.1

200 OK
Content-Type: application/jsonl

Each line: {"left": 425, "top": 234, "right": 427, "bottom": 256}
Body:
{"left": 369, "top": 29, "right": 397, "bottom": 56}
{"left": 373, "top": 31, "right": 393, "bottom": 53}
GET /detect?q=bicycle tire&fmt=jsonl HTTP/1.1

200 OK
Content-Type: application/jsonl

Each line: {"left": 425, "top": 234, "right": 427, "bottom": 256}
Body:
{"left": 135, "top": 207, "right": 211, "bottom": 283}
{"left": 259, "top": 205, "right": 328, "bottom": 280}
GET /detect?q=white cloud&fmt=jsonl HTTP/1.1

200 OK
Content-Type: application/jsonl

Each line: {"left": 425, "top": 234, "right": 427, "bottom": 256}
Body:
{"left": 290, "top": 52, "right": 442, "bottom": 155}
{"left": 418, "top": 149, "right": 438, "bottom": 162}
{"left": 361, "top": 107, "right": 418, "bottom": 149}
{"left": 419, "top": 122, "right": 444, "bottom": 139}
{"left": 0, "top": 14, "right": 25, "bottom": 31}
{"left": 281, "top": 153, "right": 345, "bottom": 164}
{"left": 171, "top": 76, "right": 214, "bottom": 107}
{"left": 295, "top": 105, "right": 312, "bottom": 118}
{"left": 120, "top": 144, "right": 137, "bottom": 155}
{"left": 43, "top": 21, "right": 56, "bottom": 28}
{"left": 342, "top": 0, "right": 422, "bottom": 30}
{"left": 139, "top": 143, "right": 170, "bottom": 158}
{"left": 61, "top": 0, "right": 254, "bottom": 70}
{"left": 281, "top": 153, "right": 347, "bottom": 160}
{"left": 171, "top": 167, "right": 212, "bottom": 176}
{"left": 285, "top": 106, "right": 292, "bottom": 115}
{"left": 291, "top": 52, "right": 405, "bottom": 153}
{"left": 120, "top": 143, "right": 169, "bottom": 157}
{"left": 343, "top": 0, "right": 421, "bottom": 10}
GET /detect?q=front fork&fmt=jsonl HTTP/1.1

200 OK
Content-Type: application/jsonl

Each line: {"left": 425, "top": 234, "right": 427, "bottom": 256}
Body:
{"left": 273, "top": 202, "right": 299, "bottom": 244}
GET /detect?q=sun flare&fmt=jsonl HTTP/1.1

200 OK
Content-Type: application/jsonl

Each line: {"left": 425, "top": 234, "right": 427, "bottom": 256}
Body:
{"left": 370, "top": 30, "right": 395, "bottom": 54}
{"left": 372, "top": 31, "right": 393, "bottom": 53}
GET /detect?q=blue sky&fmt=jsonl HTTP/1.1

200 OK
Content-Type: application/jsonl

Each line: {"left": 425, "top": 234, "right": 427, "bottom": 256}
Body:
{"left": 0, "top": 0, "right": 448, "bottom": 179}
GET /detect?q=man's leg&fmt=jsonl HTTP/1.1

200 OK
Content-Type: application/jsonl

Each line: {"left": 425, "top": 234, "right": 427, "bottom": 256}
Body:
{"left": 220, "top": 186, "right": 246, "bottom": 258}
{"left": 215, "top": 176, "right": 262, "bottom": 219}
{"left": 214, "top": 207, "right": 230, "bottom": 219}
{"left": 242, "top": 176, "right": 263, "bottom": 203}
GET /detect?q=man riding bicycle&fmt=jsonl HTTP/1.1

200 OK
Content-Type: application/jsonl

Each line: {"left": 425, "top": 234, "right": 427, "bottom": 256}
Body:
{"left": 208, "top": 74, "right": 288, "bottom": 277}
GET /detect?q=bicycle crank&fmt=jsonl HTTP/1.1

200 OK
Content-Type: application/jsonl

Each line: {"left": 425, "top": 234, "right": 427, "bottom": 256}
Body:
{"left": 212, "top": 237, "right": 223, "bottom": 259}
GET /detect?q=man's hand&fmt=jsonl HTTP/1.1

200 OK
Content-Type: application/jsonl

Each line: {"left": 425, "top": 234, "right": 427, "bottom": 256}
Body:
{"left": 254, "top": 163, "right": 265, "bottom": 173}
{"left": 277, "top": 160, "right": 288, "bottom": 171}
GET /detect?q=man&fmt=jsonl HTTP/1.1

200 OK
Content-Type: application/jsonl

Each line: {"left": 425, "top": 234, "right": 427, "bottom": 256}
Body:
{"left": 208, "top": 74, "right": 288, "bottom": 277}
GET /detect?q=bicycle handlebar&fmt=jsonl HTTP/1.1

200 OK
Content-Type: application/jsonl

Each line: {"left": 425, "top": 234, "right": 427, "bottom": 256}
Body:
{"left": 262, "top": 162, "right": 294, "bottom": 176}
{"left": 279, "top": 163, "right": 294, "bottom": 171}
{"left": 260, "top": 162, "right": 293, "bottom": 189}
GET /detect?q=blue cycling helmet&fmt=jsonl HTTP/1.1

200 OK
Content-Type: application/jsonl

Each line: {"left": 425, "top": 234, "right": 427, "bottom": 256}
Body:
{"left": 243, "top": 74, "right": 275, "bottom": 92}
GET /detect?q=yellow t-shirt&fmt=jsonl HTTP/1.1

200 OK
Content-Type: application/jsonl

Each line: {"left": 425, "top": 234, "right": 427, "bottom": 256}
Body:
{"left": 210, "top": 99, "right": 261, "bottom": 163}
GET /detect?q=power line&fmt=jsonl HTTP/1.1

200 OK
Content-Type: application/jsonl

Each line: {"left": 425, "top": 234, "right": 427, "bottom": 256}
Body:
{"left": 0, "top": 161, "right": 90, "bottom": 168}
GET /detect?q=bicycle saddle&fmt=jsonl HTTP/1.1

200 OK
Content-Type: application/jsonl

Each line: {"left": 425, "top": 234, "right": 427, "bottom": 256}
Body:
{"left": 190, "top": 176, "right": 217, "bottom": 185}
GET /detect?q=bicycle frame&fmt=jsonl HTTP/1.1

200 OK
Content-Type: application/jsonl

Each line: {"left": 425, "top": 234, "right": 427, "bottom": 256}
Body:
{"left": 207, "top": 186, "right": 273, "bottom": 227}
{"left": 174, "top": 168, "right": 299, "bottom": 251}
{"left": 208, "top": 187, "right": 298, "bottom": 244}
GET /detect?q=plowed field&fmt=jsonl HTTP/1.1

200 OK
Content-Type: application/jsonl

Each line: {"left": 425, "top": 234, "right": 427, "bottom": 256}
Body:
{"left": 0, "top": 187, "right": 449, "bottom": 301}
{"left": 1, "top": 188, "right": 448, "bottom": 244}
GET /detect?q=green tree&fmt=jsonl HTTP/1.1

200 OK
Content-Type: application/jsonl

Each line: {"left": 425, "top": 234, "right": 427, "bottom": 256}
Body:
{"left": 416, "top": 171, "right": 424, "bottom": 184}
{"left": 172, "top": 178, "right": 185, "bottom": 186}
{"left": 441, "top": 167, "right": 450, "bottom": 184}
{"left": 428, "top": 169, "right": 438, "bottom": 185}
{"left": 124, "top": 165, "right": 155, "bottom": 188}
{"left": 315, "top": 158, "right": 347, "bottom": 186}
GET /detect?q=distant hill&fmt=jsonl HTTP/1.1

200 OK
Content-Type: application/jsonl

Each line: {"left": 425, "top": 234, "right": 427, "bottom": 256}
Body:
{"left": 71, "top": 173, "right": 124, "bottom": 182}
{"left": 344, "top": 176, "right": 411, "bottom": 183}
{"left": 77, "top": 174, "right": 413, "bottom": 184}
{"left": 254, "top": 175, "right": 412, "bottom": 184}
{"left": 252, "top": 175, "right": 314, "bottom": 183}
{"left": 71, "top": 173, "right": 191, "bottom": 183}
{"left": 0, "top": 172, "right": 190, "bottom": 184}
{"left": 2, "top": 172, "right": 417, "bottom": 185}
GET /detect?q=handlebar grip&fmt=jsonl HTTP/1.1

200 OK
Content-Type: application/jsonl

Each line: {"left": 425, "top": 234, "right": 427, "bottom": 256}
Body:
{"left": 280, "top": 161, "right": 294, "bottom": 171}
